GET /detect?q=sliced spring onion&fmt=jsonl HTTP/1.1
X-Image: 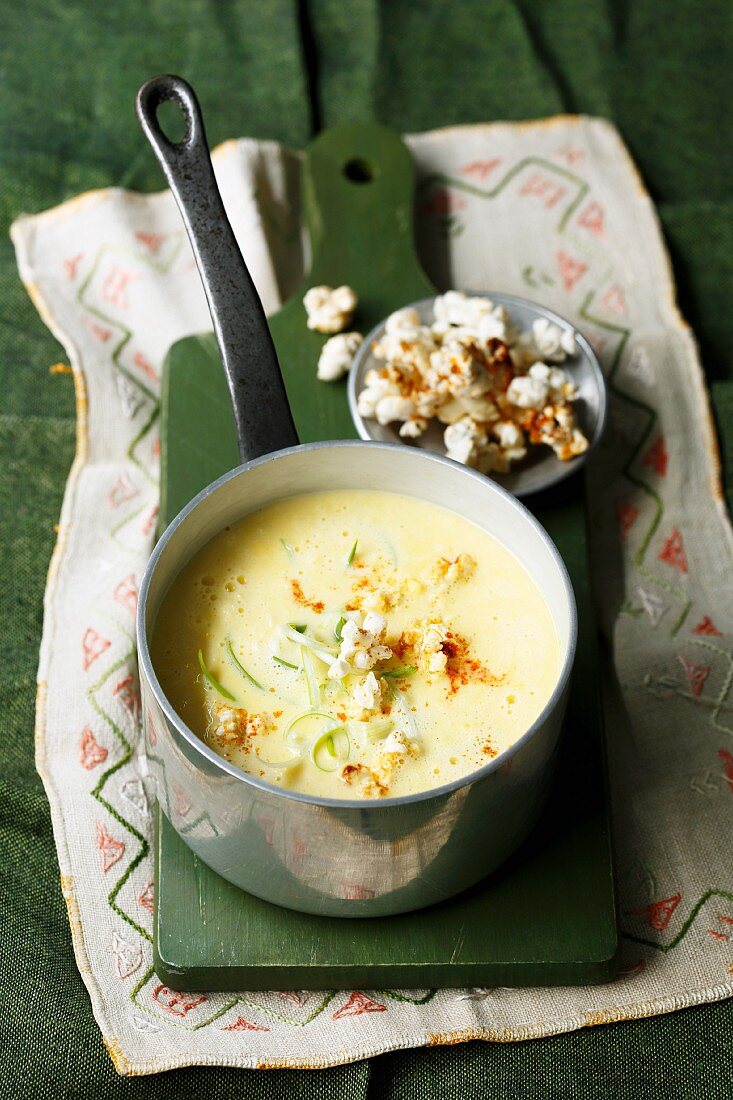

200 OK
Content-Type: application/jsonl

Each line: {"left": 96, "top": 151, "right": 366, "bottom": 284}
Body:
{"left": 284, "top": 710, "right": 339, "bottom": 751}
{"left": 282, "top": 624, "right": 337, "bottom": 660}
{"left": 289, "top": 623, "right": 307, "bottom": 633}
{"left": 381, "top": 665, "right": 417, "bottom": 679}
{"left": 225, "top": 638, "right": 263, "bottom": 690}
{"left": 272, "top": 655, "right": 298, "bottom": 671}
{"left": 348, "top": 717, "right": 394, "bottom": 743}
{"left": 197, "top": 649, "right": 236, "bottom": 701}
{"left": 300, "top": 646, "right": 321, "bottom": 709}
{"left": 311, "top": 725, "right": 350, "bottom": 772}
{"left": 334, "top": 615, "right": 347, "bottom": 642}
{"left": 346, "top": 539, "right": 358, "bottom": 567}
{"left": 280, "top": 537, "right": 295, "bottom": 557}
{"left": 392, "top": 686, "right": 422, "bottom": 744}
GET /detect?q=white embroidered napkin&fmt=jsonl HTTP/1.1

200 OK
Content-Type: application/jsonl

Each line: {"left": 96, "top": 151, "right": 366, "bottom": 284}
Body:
{"left": 12, "top": 118, "right": 733, "bottom": 1075}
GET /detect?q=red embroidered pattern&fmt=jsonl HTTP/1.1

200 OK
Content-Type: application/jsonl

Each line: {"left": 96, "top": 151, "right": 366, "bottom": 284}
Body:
{"left": 555, "top": 250, "right": 587, "bottom": 291}
{"left": 222, "top": 1016, "right": 269, "bottom": 1032}
{"left": 519, "top": 172, "right": 566, "bottom": 208}
{"left": 577, "top": 200, "right": 605, "bottom": 238}
{"left": 332, "top": 991, "right": 387, "bottom": 1019}
{"left": 96, "top": 822, "right": 125, "bottom": 873}
{"left": 113, "top": 574, "right": 138, "bottom": 614}
{"left": 79, "top": 727, "right": 108, "bottom": 770}
{"left": 718, "top": 748, "right": 733, "bottom": 792}
{"left": 693, "top": 616, "right": 723, "bottom": 637}
{"left": 628, "top": 893, "right": 681, "bottom": 932}
{"left": 643, "top": 437, "right": 668, "bottom": 476}
{"left": 659, "top": 529, "right": 688, "bottom": 573}
{"left": 152, "top": 985, "right": 207, "bottom": 1017}
{"left": 82, "top": 627, "right": 111, "bottom": 670}
{"left": 617, "top": 500, "right": 639, "bottom": 539}
{"left": 677, "top": 655, "right": 709, "bottom": 697}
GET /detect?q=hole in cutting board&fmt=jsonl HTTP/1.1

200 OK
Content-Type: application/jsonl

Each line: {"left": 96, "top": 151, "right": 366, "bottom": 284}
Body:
{"left": 343, "top": 158, "right": 377, "bottom": 184}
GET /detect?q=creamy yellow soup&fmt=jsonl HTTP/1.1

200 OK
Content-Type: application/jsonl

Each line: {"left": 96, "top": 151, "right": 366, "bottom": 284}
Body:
{"left": 152, "top": 490, "right": 561, "bottom": 799}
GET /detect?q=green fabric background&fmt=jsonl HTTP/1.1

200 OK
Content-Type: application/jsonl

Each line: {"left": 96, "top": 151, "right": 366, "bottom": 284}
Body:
{"left": 1, "top": 1, "right": 731, "bottom": 1095}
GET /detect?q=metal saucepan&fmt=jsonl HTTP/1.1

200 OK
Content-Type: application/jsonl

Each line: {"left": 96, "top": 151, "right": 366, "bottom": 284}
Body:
{"left": 135, "top": 74, "right": 578, "bottom": 917}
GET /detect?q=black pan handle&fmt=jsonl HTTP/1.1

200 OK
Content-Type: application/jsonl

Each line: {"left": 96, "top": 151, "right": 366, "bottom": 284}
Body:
{"left": 136, "top": 74, "right": 299, "bottom": 463}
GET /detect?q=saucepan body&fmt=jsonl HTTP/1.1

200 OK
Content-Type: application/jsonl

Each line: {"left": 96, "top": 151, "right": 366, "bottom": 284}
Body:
{"left": 137, "top": 439, "right": 577, "bottom": 917}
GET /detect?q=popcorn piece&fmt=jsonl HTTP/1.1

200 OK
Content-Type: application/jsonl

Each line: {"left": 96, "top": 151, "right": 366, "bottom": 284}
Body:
{"left": 374, "top": 393, "right": 417, "bottom": 426}
{"left": 524, "top": 403, "right": 590, "bottom": 461}
{"left": 247, "top": 713, "right": 274, "bottom": 738}
{"left": 380, "top": 729, "right": 407, "bottom": 756}
{"left": 362, "top": 585, "right": 398, "bottom": 612}
{"left": 352, "top": 671, "right": 383, "bottom": 711}
{"left": 328, "top": 611, "right": 393, "bottom": 678}
{"left": 303, "top": 285, "right": 357, "bottom": 333}
{"left": 385, "top": 306, "right": 422, "bottom": 334}
{"left": 399, "top": 417, "right": 428, "bottom": 439}
{"left": 430, "top": 553, "right": 477, "bottom": 586}
{"left": 363, "top": 611, "right": 387, "bottom": 635}
{"left": 528, "top": 361, "right": 577, "bottom": 402}
{"left": 356, "top": 370, "right": 401, "bottom": 418}
{"left": 428, "top": 651, "right": 448, "bottom": 673}
{"left": 421, "top": 622, "right": 449, "bottom": 674}
{"left": 505, "top": 374, "right": 549, "bottom": 410}
{"left": 434, "top": 290, "right": 495, "bottom": 328}
{"left": 444, "top": 416, "right": 491, "bottom": 467}
{"left": 372, "top": 329, "right": 435, "bottom": 374}
{"left": 210, "top": 705, "right": 274, "bottom": 746}
{"left": 492, "top": 420, "right": 527, "bottom": 468}
{"left": 317, "top": 331, "right": 363, "bottom": 381}
{"left": 210, "top": 703, "right": 246, "bottom": 742}
{"left": 531, "top": 318, "right": 577, "bottom": 362}
{"left": 327, "top": 657, "right": 351, "bottom": 681}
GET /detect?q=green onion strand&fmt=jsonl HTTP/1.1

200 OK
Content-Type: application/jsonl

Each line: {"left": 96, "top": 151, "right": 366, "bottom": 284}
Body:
{"left": 197, "top": 649, "right": 236, "bottom": 701}
{"left": 381, "top": 665, "right": 417, "bottom": 679}
{"left": 272, "top": 655, "right": 298, "bottom": 670}
{"left": 225, "top": 638, "right": 263, "bottom": 690}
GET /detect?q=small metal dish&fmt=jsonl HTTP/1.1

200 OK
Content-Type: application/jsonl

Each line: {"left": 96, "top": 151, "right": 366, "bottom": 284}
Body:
{"left": 348, "top": 293, "right": 607, "bottom": 498}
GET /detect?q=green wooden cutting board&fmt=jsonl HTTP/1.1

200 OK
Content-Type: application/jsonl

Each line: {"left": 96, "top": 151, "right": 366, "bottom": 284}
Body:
{"left": 154, "top": 123, "right": 618, "bottom": 991}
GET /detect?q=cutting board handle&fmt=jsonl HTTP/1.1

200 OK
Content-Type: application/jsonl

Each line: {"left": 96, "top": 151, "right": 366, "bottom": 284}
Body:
{"left": 300, "top": 123, "right": 434, "bottom": 304}
{"left": 136, "top": 74, "right": 299, "bottom": 463}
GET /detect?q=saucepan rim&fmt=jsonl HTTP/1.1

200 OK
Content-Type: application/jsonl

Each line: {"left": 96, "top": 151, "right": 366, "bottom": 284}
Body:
{"left": 136, "top": 439, "right": 578, "bottom": 810}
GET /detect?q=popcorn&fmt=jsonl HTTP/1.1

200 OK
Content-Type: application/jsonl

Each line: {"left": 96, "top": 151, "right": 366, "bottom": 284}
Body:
{"left": 528, "top": 361, "right": 576, "bottom": 402}
{"left": 385, "top": 306, "right": 422, "bottom": 334}
{"left": 328, "top": 611, "right": 393, "bottom": 678}
{"left": 437, "top": 553, "right": 477, "bottom": 585}
{"left": 356, "top": 370, "right": 401, "bottom": 418}
{"left": 303, "top": 285, "right": 357, "bottom": 333}
{"left": 421, "top": 622, "right": 449, "bottom": 674}
{"left": 444, "top": 417, "right": 495, "bottom": 470}
{"left": 351, "top": 671, "right": 383, "bottom": 711}
{"left": 352, "top": 292, "right": 589, "bottom": 472}
{"left": 531, "top": 317, "right": 577, "bottom": 362}
{"left": 210, "top": 704, "right": 245, "bottom": 741}
{"left": 434, "top": 290, "right": 495, "bottom": 328}
{"left": 374, "top": 393, "right": 417, "bottom": 427}
{"left": 380, "top": 729, "right": 407, "bottom": 756}
{"left": 399, "top": 417, "right": 428, "bottom": 439}
{"left": 317, "top": 331, "right": 363, "bottom": 381}
{"left": 327, "top": 657, "right": 351, "bottom": 681}
{"left": 210, "top": 705, "right": 273, "bottom": 745}
{"left": 505, "top": 375, "right": 549, "bottom": 410}
{"left": 491, "top": 420, "right": 527, "bottom": 471}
